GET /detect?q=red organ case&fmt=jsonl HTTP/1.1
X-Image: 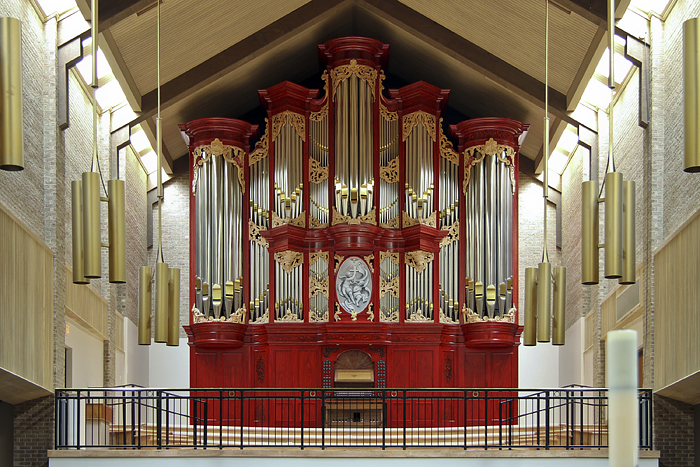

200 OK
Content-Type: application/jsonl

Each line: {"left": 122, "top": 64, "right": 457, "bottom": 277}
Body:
{"left": 181, "top": 37, "right": 527, "bottom": 398}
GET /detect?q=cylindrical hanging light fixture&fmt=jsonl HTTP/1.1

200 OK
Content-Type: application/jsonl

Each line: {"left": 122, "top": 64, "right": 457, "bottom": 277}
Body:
{"left": 138, "top": 266, "right": 152, "bottom": 345}
{"left": 71, "top": 181, "right": 89, "bottom": 284}
{"left": 523, "top": 268, "right": 538, "bottom": 346}
{"left": 684, "top": 17, "right": 700, "bottom": 172}
{"left": 552, "top": 266, "right": 566, "bottom": 345}
{"left": 167, "top": 268, "right": 181, "bottom": 346}
{"left": 82, "top": 171, "right": 102, "bottom": 278}
{"left": 581, "top": 180, "right": 599, "bottom": 285}
{"left": 0, "top": 17, "right": 24, "bottom": 171}
{"left": 621, "top": 180, "right": 636, "bottom": 284}
{"left": 108, "top": 179, "right": 126, "bottom": 283}
{"left": 154, "top": 262, "right": 169, "bottom": 343}
{"left": 604, "top": 172, "right": 623, "bottom": 278}
{"left": 536, "top": 262, "right": 552, "bottom": 342}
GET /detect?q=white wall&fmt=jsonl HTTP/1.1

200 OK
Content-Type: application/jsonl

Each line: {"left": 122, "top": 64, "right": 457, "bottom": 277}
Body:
{"left": 64, "top": 318, "right": 103, "bottom": 388}
{"left": 518, "top": 337, "right": 560, "bottom": 389}
{"left": 559, "top": 317, "right": 585, "bottom": 386}
{"left": 149, "top": 338, "right": 190, "bottom": 388}
{"left": 124, "top": 318, "right": 149, "bottom": 387}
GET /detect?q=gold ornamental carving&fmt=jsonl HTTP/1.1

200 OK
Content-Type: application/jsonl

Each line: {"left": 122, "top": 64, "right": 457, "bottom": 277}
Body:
{"left": 402, "top": 211, "right": 436, "bottom": 228}
{"left": 364, "top": 254, "right": 375, "bottom": 273}
{"left": 440, "top": 220, "right": 460, "bottom": 248}
{"left": 271, "top": 211, "right": 306, "bottom": 229}
{"left": 439, "top": 307, "right": 458, "bottom": 325}
{"left": 380, "top": 251, "right": 399, "bottom": 265}
{"left": 276, "top": 309, "right": 303, "bottom": 323}
{"left": 249, "top": 118, "right": 269, "bottom": 166}
{"left": 192, "top": 304, "right": 247, "bottom": 324}
{"left": 439, "top": 118, "right": 459, "bottom": 165}
{"left": 274, "top": 250, "right": 304, "bottom": 274}
{"left": 331, "top": 207, "right": 377, "bottom": 226}
{"left": 271, "top": 110, "right": 306, "bottom": 142}
{"left": 310, "top": 71, "right": 329, "bottom": 121}
{"left": 380, "top": 308, "right": 399, "bottom": 323}
{"left": 309, "top": 157, "right": 329, "bottom": 184}
{"left": 405, "top": 250, "right": 434, "bottom": 274}
{"left": 380, "top": 276, "right": 398, "bottom": 299}
{"left": 331, "top": 59, "right": 378, "bottom": 99}
{"left": 334, "top": 254, "right": 345, "bottom": 270}
{"left": 463, "top": 138, "right": 516, "bottom": 195}
{"left": 367, "top": 303, "right": 374, "bottom": 322}
{"left": 402, "top": 111, "right": 436, "bottom": 142}
{"left": 406, "top": 311, "right": 432, "bottom": 323}
{"left": 462, "top": 305, "right": 516, "bottom": 324}
{"left": 250, "top": 308, "right": 269, "bottom": 325}
{"left": 334, "top": 303, "right": 342, "bottom": 321}
{"left": 380, "top": 214, "right": 399, "bottom": 229}
{"left": 309, "top": 215, "right": 328, "bottom": 229}
{"left": 192, "top": 138, "right": 246, "bottom": 194}
{"left": 249, "top": 220, "right": 269, "bottom": 248}
{"left": 380, "top": 102, "right": 398, "bottom": 122}
{"left": 310, "top": 251, "right": 329, "bottom": 266}
{"left": 310, "top": 307, "right": 328, "bottom": 323}
{"left": 380, "top": 157, "right": 399, "bottom": 183}
{"left": 309, "top": 276, "right": 329, "bottom": 299}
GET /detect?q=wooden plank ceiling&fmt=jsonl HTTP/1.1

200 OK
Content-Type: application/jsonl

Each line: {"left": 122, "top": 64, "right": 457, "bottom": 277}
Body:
{"left": 98, "top": 0, "right": 615, "bottom": 166}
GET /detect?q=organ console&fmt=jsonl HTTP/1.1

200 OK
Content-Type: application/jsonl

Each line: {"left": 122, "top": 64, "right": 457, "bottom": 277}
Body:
{"left": 182, "top": 37, "right": 527, "bottom": 397}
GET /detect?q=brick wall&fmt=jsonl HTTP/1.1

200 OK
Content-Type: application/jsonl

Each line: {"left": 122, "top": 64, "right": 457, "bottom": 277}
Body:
{"left": 561, "top": 147, "right": 583, "bottom": 330}
{"left": 13, "top": 395, "right": 53, "bottom": 467}
{"left": 124, "top": 145, "right": 148, "bottom": 326}
{"left": 654, "top": 395, "right": 695, "bottom": 467}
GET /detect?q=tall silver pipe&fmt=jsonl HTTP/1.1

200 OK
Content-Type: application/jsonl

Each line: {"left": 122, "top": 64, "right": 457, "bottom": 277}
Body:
{"left": 201, "top": 157, "right": 211, "bottom": 316}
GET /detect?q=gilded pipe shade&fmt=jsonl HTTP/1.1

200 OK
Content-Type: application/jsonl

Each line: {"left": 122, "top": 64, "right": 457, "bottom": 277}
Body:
{"left": 604, "top": 172, "right": 623, "bottom": 279}
{"left": 81, "top": 171, "right": 101, "bottom": 278}
{"left": 167, "top": 268, "right": 180, "bottom": 346}
{"left": 621, "top": 180, "right": 636, "bottom": 284}
{"left": 71, "top": 180, "right": 89, "bottom": 284}
{"left": 154, "top": 262, "right": 169, "bottom": 343}
{"left": 138, "top": 266, "right": 152, "bottom": 345}
{"left": 0, "top": 17, "right": 24, "bottom": 171}
{"left": 108, "top": 179, "right": 126, "bottom": 283}
{"left": 536, "top": 262, "right": 552, "bottom": 342}
{"left": 552, "top": 266, "right": 566, "bottom": 345}
{"left": 684, "top": 18, "right": 700, "bottom": 172}
{"left": 582, "top": 180, "right": 599, "bottom": 285}
{"left": 523, "top": 268, "right": 538, "bottom": 346}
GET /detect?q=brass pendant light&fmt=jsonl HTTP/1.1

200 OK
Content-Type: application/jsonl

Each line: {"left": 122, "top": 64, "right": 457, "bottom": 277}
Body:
{"left": 70, "top": 0, "right": 126, "bottom": 284}
{"left": 0, "top": 17, "right": 24, "bottom": 171}
{"left": 524, "top": 0, "right": 567, "bottom": 347}
{"left": 684, "top": 18, "right": 700, "bottom": 172}
{"left": 581, "top": 0, "right": 636, "bottom": 286}
{"left": 138, "top": 0, "right": 181, "bottom": 347}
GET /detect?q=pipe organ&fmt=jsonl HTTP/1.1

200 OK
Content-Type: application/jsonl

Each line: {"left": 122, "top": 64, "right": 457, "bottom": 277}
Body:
{"left": 182, "top": 38, "right": 527, "bottom": 406}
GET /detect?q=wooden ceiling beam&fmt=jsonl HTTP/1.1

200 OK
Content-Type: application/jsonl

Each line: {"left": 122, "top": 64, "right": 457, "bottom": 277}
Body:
{"left": 128, "top": 0, "right": 349, "bottom": 127}
{"left": 358, "top": 0, "right": 578, "bottom": 126}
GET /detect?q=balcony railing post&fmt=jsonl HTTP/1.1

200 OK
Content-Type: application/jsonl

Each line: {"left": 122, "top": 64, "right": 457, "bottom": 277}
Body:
{"left": 204, "top": 399, "right": 208, "bottom": 449}
{"left": 300, "top": 390, "right": 305, "bottom": 450}
{"left": 498, "top": 399, "right": 502, "bottom": 450}
{"left": 566, "top": 389, "right": 570, "bottom": 449}
{"left": 321, "top": 390, "right": 325, "bottom": 450}
{"left": 484, "top": 390, "right": 488, "bottom": 450}
{"left": 220, "top": 390, "right": 223, "bottom": 449}
{"left": 76, "top": 390, "right": 81, "bottom": 450}
{"left": 545, "top": 390, "right": 550, "bottom": 450}
{"left": 240, "top": 390, "right": 244, "bottom": 450}
{"left": 382, "top": 389, "right": 386, "bottom": 450}
{"left": 193, "top": 397, "right": 198, "bottom": 448}
{"left": 402, "top": 390, "right": 407, "bottom": 450}
{"left": 156, "top": 390, "right": 162, "bottom": 449}
{"left": 463, "top": 389, "right": 467, "bottom": 450}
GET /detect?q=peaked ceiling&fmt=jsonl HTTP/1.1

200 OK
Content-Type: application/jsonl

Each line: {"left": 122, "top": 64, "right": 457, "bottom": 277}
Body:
{"left": 82, "top": 0, "right": 625, "bottom": 174}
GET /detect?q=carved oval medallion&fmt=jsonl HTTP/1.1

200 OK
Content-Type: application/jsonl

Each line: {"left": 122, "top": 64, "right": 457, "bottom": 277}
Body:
{"left": 335, "top": 256, "right": 373, "bottom": 315}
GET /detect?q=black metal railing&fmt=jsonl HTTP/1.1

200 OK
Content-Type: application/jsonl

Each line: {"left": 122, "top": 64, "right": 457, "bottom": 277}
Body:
{"left": 54, "top": 387, "right": 653, "bottom": 450}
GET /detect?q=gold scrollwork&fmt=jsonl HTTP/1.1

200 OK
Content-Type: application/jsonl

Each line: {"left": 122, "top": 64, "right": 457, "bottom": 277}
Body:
{"left": 439, "top": 118, "right": 459, "bottom": 165}
{"left": 380, "top": 276, "right": 399, "bottom": 299}
{"left": 364, "top": 254, "right": 374, "bottom": 273}
{"left": 272, "top": 110, "right": 306, "bottom": 142}
{"left": 380, "top": 251, "right": 399, "bottom": 266}
{"left": 249, "top": 221, "right": 269, "bottom": 248}
{"left": 310, "top": 251, "right": 329, "bottom": 266}
{"left": 331, "top": 207, "right": 377, "bottom": 226}
{"left": 192, "top": 303, "right": 247, "bottom": 324}
{"left": 462, "top": 305, "right": 516, "bottom": 324}
{"left": 402, "top": 211, "right": 418, "bottom": 228}
{"left": 331, "top": 59, "right": 378, "bottom": 99}
{"left": 402, "top": 111, "right": 436, "bottom": 142}
{"left": 380, "top": 157, "right": 399, "bottom": 183}
{"left": 367, "top": 303, "right": 374, "bottom": 322}
{"left": 439, "top": 307, "right": 458, "bottom": 324}
{"left": 310, "top": 307, "right": 329, "bottom": 323}
{"left": 439, "top": 220, "right": 460, "bottom": 248}
{"left": 250, "top": 308, "right": 269, "bottom": 325}
{"left": 249, "top": 118, "right": 269, "bottom": 166}
{"left": 402, "top": 211, "right": 436, "bottom": 228}
{"left": 380, "top": 102, "right": 398, "bottom": 122}
{"left": 334, "top": 254, "right": 345, "bottom": 270}
{"left": 309, "top": 157, "right": 329, "bottom": 184}
{"left": 309, "top": 276, "right": 329, "bottom": 299}
{"left": 271, "top": 211, "right": 306, "bottom": 229}
{"left": 309, "top": 216, "right": 328, "bottom": 229}
{"left": 406, "top": 312, "right": 432, "bottom": 323}
{"left": 334, "top": 303, "right": 342, "bottom": 322}
{"left": 463, "top": 138, "right": 516, "bottom": 195}
{"left": 405, "top": 250, "right": 434, "bottom": 274}
{"left": 274, "top": 250, "right": 303, "bottom": 274}
{"left": 380, "top": 214, "right": 399, "bottom": 229}
{"left": 381, "top": 309, "right": 399, "bottom": 323}
{"left": 276, "top": 309, "right": 303, "bottom": 323}
{"left": 192, "top": 138, "right": 247, "bottom": 194}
